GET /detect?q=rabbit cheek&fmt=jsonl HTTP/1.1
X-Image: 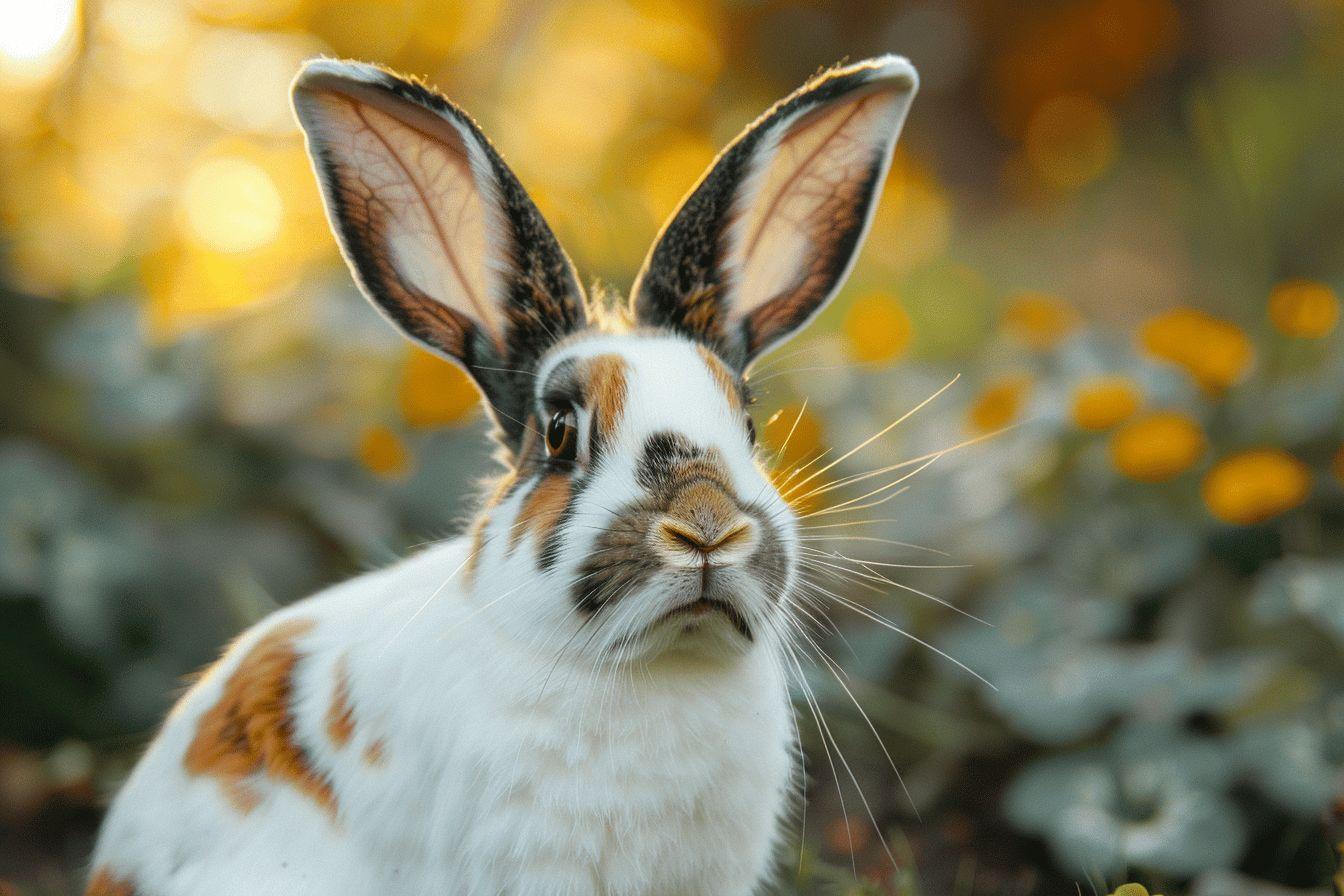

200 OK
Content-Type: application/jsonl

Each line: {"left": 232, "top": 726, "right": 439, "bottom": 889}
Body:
{"left": 183, "top": 618, "right": 338, "bottom": 820}
{"left": 509, "top": 473, "right": 572, "bottom": 554}
{"left": 85, "top": 867, "right": 137, "bottom": 896}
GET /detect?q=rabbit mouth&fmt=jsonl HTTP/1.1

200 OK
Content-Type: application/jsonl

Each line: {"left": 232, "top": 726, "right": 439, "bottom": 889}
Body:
{"left": 658, "top": 596, "right": 752, "bottom": 641}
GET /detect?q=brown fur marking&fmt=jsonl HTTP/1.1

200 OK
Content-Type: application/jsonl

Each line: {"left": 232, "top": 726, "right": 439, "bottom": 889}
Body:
{"left": 510, "top": 473, "right": 572, "bottom": 551}
{"left": 184, "top": 618, "right": 338, "bottom": 819}
{"left": 85, "top": 867, "right": 136, "bottom": 896}
{"left": 325, "top": 655, "right": 356, "bottom": 748}
{"left": 363, "top": 739, "right": 388, "bottom": 767}
{"left": 583, "top": 354, "right": 629, "bottom": 442}
{"left": 695, "top": 345, "right": 741, "bottom": 410}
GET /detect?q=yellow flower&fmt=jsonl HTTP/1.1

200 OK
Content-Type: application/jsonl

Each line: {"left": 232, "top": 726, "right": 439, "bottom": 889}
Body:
{"left": 357, "top": 426, "right": 411, "bottom": 478}
{"left": 1203, "top": 449, "right": 1311, "bottom": 525}
{"left": 398, "top": 349, "right": 479, "bottom": 428}
{"left": 1139, "top": 308, "right": 1254, "bottom": 392}
{"left": 968, "top": 375, "right": 1033, "bottom": 433}
{"left": 1071, "top": 376, "right": 1142, "bottom": 430}
{"left": 1110, "top": 885, "right": 1163, "bottom": 896}
{"left": 843, "top": 292, "right": 913, "bottom": 363}
{"left": 1002, "top": 292, "right": 1080, "bottom": 350}
{"left": 1268, "top": 279, "right": 1339, "bottom": 339}
{"left": 1110, "top": 411, "right": 1205, "bottom": 482}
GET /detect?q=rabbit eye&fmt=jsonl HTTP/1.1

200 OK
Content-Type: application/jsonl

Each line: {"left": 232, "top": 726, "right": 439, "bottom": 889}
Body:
{"left": 545, "top": 406, "right": 579, "bottom": 462}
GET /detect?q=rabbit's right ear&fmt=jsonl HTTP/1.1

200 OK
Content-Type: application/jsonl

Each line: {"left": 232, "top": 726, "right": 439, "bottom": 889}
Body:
{"left": 292, "top": 60, "right": 587, "bottom": 447}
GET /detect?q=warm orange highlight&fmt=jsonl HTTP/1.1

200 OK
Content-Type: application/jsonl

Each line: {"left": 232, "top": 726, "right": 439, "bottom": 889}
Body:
{"left": 968, "top": 375, "right": 1032, "bottom": 433}
{"left": 184, "top": 618, "right": 337, "bottom": 819}
{"left": 1139, "top": 308, "right": 1253, "bottom": 392}
{"left": 1071, "top": 376, "right": 1142, "bottom": 430}
{"left": 696, "top": 344, "right": 741, "bottom": 409}
{"left": 583, "top": 353, "right": 630, "bottom": 439}
{"left": 325, "top": 655, "right": 356, "bottom": 748}
{"left": 85, "top": 868, "right": 136, "bottom": 896}
{"left": 398, "top": 348, "right": 479, "bottom": 427}
{"left": 1002, "top": 292, "right": 1079, "bottom": 350}
{"left": 510, "top": 474, "right": 572, "bottom": 551}
{"left": 1109, "top": 411, "right": 1205, "bottom": 482}
{"left": 357, "top": 425, "right": 411, "bottom": 478}
{"left": 843, "top": 291, "right": 912, "bottom": 363}
{"left": 1202, "top": 449, "right": 1311, "bottom": 525}
{"left": 1268, "top": 279, "right": 1339, "bottom": 339}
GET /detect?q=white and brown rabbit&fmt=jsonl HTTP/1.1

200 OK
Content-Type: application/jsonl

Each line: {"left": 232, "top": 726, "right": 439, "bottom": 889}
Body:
{"left": 87, "top": 54, "right": 918, "bottom": 896}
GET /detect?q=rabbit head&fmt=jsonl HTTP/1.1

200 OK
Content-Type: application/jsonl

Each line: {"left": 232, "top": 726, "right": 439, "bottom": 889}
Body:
{"left": 293, "top": 56, "right": 917, "bottom": 662}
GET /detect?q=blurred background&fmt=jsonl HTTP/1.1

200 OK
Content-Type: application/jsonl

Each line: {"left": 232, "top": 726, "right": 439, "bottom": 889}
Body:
{"left": 1, "top": 0, "right": 1342, "bottom": 893}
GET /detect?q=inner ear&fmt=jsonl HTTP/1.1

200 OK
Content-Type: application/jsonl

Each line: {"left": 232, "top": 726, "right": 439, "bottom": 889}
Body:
{"left": 630, "top": 56, "right": 918, "bottom": 370}
{"left": 291, "top": 59, "right": 589, "bottom": 451}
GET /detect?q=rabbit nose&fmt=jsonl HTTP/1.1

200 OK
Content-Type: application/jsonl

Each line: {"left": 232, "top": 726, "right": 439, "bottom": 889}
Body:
{"left": 658, "top": 518, "right": 754, "bottom": 557}
{"left": 655, "top": 480, "right": 757, "bottom": 564}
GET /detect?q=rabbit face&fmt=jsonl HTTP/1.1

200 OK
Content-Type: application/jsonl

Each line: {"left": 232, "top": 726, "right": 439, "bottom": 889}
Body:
{"left": 293, "top": 54, "right": 918, "bottom": 662}
{"left": 468, "top": 331, "right": 795, "bottom": 661}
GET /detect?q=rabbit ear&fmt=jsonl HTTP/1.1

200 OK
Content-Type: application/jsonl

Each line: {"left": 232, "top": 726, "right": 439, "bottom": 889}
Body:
{"left": 292, "top": 59, "right": 587, "bottom": 446}
{"left": 631, "top": 56, "right": 917, "bottom": 370}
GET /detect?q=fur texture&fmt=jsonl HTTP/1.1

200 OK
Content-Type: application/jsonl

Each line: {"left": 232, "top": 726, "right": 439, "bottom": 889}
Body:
{"left": 89, "top": 54, "right": 918, "bottom": 896}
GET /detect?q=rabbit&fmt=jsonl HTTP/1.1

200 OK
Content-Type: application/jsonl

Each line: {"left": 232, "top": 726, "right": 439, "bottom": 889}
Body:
{"left": 86, "top": 53, "right": 919, "bottom": 896}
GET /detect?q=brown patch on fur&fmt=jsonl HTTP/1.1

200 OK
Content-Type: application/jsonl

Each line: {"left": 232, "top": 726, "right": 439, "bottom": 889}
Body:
{"left": 184, "top": 618, "right": 338, "bottom": 819}
{"left": 363, "top": 739, "right": 387, "bottom": 767}
{"left": 463, "top": 515, "right": 489, "bottom": 584}
{"left": 510, "top": 474, "right": 571, "bottom": 551}
{"left": 582, "top": 353, "right": 629, "bottom": 442}
{"left": 85, "top": 867, "right": 136, "bottom": 896}
{"left": 695, "top": 345, "right": 741, "bottom": 410}
{"left": 325, "top": 655, "right": 356, "bottom": 748}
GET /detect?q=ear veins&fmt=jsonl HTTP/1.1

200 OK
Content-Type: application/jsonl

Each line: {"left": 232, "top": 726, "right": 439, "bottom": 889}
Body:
{"left": 184, "top": 618, "right": 338, "bottom": 821}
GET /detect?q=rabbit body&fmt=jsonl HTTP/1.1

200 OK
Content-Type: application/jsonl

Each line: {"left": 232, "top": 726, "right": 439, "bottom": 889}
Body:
{"left": 91, "top": 537, "right": 793, "bottom": 896}
{"left": 88, "top": 53, "right": 918, "bottom": 896}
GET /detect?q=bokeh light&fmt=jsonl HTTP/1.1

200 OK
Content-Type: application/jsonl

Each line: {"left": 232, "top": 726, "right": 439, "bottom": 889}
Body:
{"left": 1, "top": 1, "right": 1342, "bottom": 893}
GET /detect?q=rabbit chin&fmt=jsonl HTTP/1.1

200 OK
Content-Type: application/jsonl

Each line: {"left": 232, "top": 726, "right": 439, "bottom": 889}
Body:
{"left": 616, "top": 567, "right": 778, "bottom": 664}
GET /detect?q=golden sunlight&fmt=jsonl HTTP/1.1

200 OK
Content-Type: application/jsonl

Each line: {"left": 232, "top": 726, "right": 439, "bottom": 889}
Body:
{"left": 0, "top": 0, "right": 80, "bottom": 80}
{"left": 182, "top": 155, "right": 284, "bottom": 254}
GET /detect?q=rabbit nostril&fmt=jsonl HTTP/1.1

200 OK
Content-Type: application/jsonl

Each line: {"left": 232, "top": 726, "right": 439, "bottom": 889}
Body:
{"left": 658, "top": 519, "right": 754, "bottom": 557}
{"left": 660, "top": 521, "right": 710, "bottom": 553}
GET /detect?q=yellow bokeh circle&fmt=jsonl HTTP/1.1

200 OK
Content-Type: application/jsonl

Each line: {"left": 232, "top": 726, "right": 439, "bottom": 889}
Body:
{"left": 1202, "top": 449, "right": 1310, "bottom": 525}
{"left": 1268, "top": 279, "right": 1339, "bottom": 339}
{"left": 1109, "top": 411, "right": 1205, "bottom": 482}
{"left": 1071, "top": 376, "right": 1142, "bottom": 430}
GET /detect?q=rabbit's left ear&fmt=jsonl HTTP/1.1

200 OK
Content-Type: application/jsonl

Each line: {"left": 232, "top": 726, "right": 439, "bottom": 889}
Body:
{"left": 631, "top": 56, "right": 917, "bottom": 370}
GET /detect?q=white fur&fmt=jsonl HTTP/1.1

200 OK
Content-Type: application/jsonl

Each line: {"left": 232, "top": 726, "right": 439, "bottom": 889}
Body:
{"left": 91, "top": 336, "right": 799, "bottom": 896}
{"left": 93, "top": 52, "right": 923, "bottom": 894}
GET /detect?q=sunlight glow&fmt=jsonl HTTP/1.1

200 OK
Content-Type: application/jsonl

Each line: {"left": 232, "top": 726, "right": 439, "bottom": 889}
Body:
{"left": 0, "top": 0, "right": 80, "bottom": 79}
{"left": 182, "top": 156, "right": 283, "bottom": 254}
